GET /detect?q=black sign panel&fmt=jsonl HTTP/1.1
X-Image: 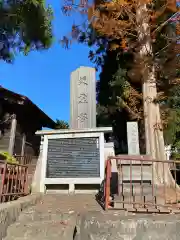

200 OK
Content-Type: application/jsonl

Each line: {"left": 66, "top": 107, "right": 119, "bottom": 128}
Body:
{"left": 46, "top": 137, "right": 100, "bottom": 178}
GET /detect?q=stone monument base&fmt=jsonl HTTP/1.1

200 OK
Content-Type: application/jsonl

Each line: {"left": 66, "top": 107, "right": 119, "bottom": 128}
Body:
{"left": 33, "top": 127, "right": 112, "bottom": 194}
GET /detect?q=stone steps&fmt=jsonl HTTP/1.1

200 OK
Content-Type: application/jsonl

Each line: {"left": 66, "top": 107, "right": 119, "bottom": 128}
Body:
{"left": 115, "top": 155, "right": 153, "bottom": 183}
{"left": 111, "top": 156, "right": 167, "bottom": 213}
{"left": 113, "top": 192, "right": 172, "bottom": 213}
{"left": 118, "top": 183, "right": 156, "bottom": 195}
{"left": 118, "top": 165, "right": 153, "bottom": 182}
{"left": 110, "top": 202, "right": 180, "bottom": 213}
{"left": 114, "top": 193, "right": 165, "bottom": 205}
{"left": 3, "top": 194, "right": 101, "bottom": 240}
{"left": 113, "top": 182, "right": 169, "bottom": 212}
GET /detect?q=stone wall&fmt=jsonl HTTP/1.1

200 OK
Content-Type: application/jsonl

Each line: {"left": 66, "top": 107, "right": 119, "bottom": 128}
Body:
{"left": 0, "top": 194, "right": 42, "bottom": 239}
{"left": 75, "top": 211, "right": 180, "bottom": 240}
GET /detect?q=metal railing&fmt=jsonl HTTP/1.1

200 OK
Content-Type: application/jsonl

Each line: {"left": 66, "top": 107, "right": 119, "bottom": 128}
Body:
{"left": 0, "top": 161, "right": 28, "bottom": 203}
{"left": 100, "top": 155, "right": 180, "bottom": 213}
{"left": 14, "top": 155, "right": 35, "bottom": 165}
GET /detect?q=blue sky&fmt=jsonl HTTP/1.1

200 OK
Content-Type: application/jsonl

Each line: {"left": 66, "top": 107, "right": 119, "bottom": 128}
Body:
{"left": 0, "top": 0, "right": 95, "bottom": 122}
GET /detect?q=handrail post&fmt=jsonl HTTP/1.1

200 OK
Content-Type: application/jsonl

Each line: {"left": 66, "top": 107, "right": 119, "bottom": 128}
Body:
{"left": 0, "top": 163, "right": 7, "bottom": 203}
{"left": 105, "top": 158, "right": 111, "bottom": 210}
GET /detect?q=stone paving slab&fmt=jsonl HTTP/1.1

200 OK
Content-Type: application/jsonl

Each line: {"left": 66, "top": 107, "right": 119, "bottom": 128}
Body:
{"left": 0, "top": 194, "right": 42, "bottom": 240}
{"left": 3, "top": 194, "right": 101, "bottom": 240}
{"left": 77, "top": 211, "right": 180, "bottom": 240}
{"left": 4, "top": 219, "right": 76, "bottom": 240}
{"left": 4, "top": 194, "right": 180, "bottom": 240}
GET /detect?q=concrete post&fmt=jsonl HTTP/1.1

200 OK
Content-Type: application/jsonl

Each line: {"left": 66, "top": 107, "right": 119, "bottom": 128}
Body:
{"left": 8, "top": 115, "right": 17, "bottom": 155}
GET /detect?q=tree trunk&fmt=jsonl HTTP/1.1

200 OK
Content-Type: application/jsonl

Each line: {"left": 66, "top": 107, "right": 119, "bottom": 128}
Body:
{"left": 136, "top": 2, "right": 175, "bottom": 185}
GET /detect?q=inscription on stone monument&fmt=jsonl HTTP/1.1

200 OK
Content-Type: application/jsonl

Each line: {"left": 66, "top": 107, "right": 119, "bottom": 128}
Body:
{"left": 77, "top": 113, "right": 88, "bottom": 122}
{"left": 70, "top": 66, "right": 96, "bottom": 129}
{"left": 78, "top": 76, "right": 88, "bottom": 85}
{"left": 46, "top": 138, "right": 100, "bottom": 178}
{"left": 78, "top": 93, "right": 88, "bottom": 103}
{"left": 127, "top": 122, "right": 140, "bottom": 155}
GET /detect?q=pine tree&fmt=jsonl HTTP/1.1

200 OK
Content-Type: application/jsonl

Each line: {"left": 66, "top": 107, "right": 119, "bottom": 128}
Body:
{"left": 55, "top": 119, "right": 69, "bottom": 129}
{"left": 0, "top": 0, "right": 53, "bottom": 62}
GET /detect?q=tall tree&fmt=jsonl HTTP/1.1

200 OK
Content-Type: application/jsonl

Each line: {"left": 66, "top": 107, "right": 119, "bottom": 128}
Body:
{"left": 96, "top": 49, "right": 145, "bottom": 153}
{"left": 62, "top": 0, "right": 179, "bottom": 185}
{"left": 55, "top": 119, "right": 69, "bottom": 129}
{"left": 62, "top": 0, "right": 179, "bottom": 160}
{"left": 0, "top": 0, "right": 53, "bottom": 62}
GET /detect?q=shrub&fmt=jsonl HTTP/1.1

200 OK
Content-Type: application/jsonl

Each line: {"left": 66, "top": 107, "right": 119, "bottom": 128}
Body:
{"left": 0, "top": 152, "right": 19, "bottom": 164}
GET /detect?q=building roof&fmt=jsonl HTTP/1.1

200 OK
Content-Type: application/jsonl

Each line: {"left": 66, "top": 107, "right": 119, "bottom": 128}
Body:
{"left": 0, "top": 86, "right": 55, "bottom": 129}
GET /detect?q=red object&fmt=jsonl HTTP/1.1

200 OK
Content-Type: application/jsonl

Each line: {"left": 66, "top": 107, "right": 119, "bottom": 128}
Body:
{"left": 0, "top": 161, "right": 28, "bottom": 203}
{"left": 104, "top": 158, "right": 111, "bottom": 210}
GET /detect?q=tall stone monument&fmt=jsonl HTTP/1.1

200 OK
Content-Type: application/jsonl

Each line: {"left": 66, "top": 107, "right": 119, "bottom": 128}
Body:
{"left": 127, "top": 121, "right": 140, "bottom": 155}
{"left": 70, "top": 66, "right": 96, "bottom": 129}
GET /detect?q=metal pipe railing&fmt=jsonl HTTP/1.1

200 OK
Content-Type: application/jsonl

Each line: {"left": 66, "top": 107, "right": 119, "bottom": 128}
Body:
{"left": 0, "top": 161, "right": 28, "bottom": 203}
{"left": 102, "top": 156, "right": 180, "bottom": 213}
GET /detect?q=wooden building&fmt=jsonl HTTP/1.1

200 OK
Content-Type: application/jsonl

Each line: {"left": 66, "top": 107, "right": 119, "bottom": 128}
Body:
{"left": 0, "top": 86, "right": 55, "bottom": 157}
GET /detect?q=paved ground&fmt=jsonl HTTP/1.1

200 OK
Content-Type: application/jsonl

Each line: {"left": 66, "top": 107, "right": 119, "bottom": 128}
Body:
{"left": 4, "top": 194, "right": 180, "bottom": 240}
{"left": 3, "top": 194, "right": 102, "bottom": 240}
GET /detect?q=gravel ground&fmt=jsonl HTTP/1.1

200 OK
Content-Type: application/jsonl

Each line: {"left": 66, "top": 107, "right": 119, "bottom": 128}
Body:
{"left": 3, "top": 194, "right": 102, "bottom": 240}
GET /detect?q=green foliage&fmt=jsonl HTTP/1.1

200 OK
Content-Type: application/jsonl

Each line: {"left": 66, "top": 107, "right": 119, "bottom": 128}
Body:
{"left": 96, "top": 105, "right": 112, "bottom": 127}
{"left": 62, "top": 0, "right": 179, "bottom": 155}
{"left": 0, "top": 0, "right": 53, "bottom": 62}
{"left": 163, "top": 82, "right": 180, "bottom": 154}
{"left": 0, "top": 151, "right": 19, "bottom": 164}
{"left": 55, "top": 119, "right": 69, "bottom": 129}
{"left": 110, "top": 68, "right": 131, "bottom": 107}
